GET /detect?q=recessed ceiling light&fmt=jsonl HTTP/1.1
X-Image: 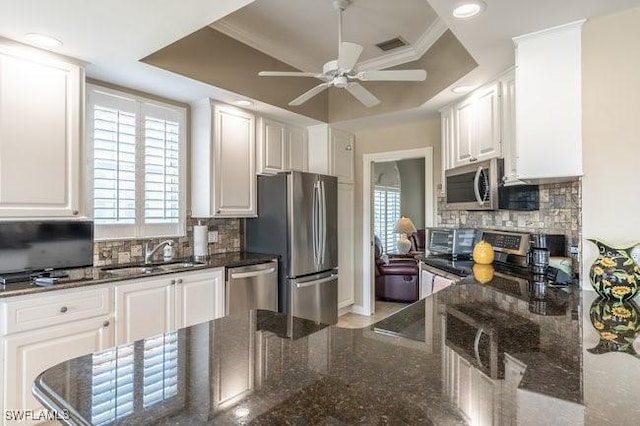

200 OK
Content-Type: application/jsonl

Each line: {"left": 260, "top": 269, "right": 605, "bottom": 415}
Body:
{"left": 452, "top": 85, "right": 475, "bottom": 94}
{"left": 24, "top": 33, "right": 63, "bottom": 48}
{"left": 452, "top": 1, "right": 486, "bottom": 19}
{"left": 235, "top": 100, "right": 253, "bottom": 107}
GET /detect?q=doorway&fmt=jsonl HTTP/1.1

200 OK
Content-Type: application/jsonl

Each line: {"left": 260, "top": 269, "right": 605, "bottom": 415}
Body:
{"left": 361, "top": 148, "right": 434, "bottom": 316}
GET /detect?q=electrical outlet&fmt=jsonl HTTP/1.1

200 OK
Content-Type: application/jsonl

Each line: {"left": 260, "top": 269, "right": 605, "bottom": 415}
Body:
{"left": 208, "top": 231, "right": 218, "bottom": 243}
{"left": 569, "top": 245, "right": 580, "bottom": 255}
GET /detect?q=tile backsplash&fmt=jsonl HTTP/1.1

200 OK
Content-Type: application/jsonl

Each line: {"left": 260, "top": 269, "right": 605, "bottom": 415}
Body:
{"left": 93, "top": 217, "right": 243, "bottom": 267}
{"left": 437, "top": 180, "right": 581, "bottom": 267}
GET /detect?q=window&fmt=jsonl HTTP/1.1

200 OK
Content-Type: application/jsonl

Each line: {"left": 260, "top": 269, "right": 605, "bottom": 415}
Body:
{"left": 87, "top": 85, "right": 186, "bottom": 240}
{"left": 374, "top": 186, "right": 401, "bottom": 253}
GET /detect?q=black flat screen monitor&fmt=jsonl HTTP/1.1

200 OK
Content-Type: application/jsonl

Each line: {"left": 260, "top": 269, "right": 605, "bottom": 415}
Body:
{"left": 0, "top": 221, "right": 93, "bottom": 275}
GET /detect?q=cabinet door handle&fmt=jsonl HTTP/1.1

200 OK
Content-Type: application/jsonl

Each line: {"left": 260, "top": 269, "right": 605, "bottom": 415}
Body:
{"left": 103, "top": 320, "right": 110, "bottom": 327}
{"left": 59, "top": 306, "right": 68, "bottom": 313}
{"left": 72, "top": 210, "right": 79, "bottom": 215}
{"left": 177, "top": 279, "right": 183, "bottom": 284}
{"left": 469, "top": 157, "right": 478, "bottom": 162}
{"left": 170, "top": 279, "right": 176, "bottom": 285}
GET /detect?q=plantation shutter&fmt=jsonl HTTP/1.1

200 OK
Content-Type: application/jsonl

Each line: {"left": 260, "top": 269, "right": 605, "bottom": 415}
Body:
{"left": 373, "top": 186, "right": 401, "bottom": 253}
{"left": 88, "top": 86, "right": 185, "bottom": 239}
{"left": 89, "top": 92, "right": 138, "bottom": 239}
{"left": 142, "top": 103, "right": 182, "bottom": 236}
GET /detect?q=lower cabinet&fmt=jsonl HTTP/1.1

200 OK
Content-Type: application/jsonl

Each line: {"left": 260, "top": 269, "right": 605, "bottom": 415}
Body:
{"left": 2, "top": 316, "right": 113, "bottom": 425}
{"left": 175, "top": 269, "right": 225, "bottom": 329}
{"left": 115, "top": 276, "right": 175, "bottom": 345}
{"left": 115, "top": 268, "right": 225, "bottom": 345}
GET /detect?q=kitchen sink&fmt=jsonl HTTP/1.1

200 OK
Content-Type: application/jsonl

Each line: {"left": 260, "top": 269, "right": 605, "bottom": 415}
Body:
{"left": 102, "top": 261, "right": 206, "bottom": 277}
{"left": 158, "top": 262, "right": 205, "bottom": 272}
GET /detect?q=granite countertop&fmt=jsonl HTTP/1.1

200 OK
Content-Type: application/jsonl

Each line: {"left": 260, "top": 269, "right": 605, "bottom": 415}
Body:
{"left": 33, "top": 274, "right": 640, "bottom": 425}
{"left": 0, "top": 252, "right": 277, "bottom": 299}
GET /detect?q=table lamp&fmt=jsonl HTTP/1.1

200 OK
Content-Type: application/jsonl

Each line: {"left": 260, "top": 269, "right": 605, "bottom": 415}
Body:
{"left": 394, "top": 216, "right": 417, "bottom": 254}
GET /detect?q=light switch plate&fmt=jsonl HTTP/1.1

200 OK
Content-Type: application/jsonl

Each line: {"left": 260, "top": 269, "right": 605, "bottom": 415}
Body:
{"left": 208, "top": 231, "right": 218, "bottom": 243}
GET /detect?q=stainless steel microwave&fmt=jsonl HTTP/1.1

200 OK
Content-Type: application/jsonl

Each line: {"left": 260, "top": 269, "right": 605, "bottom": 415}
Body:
{"left": 445, "top": 158, "right": 502, "bottom": 210}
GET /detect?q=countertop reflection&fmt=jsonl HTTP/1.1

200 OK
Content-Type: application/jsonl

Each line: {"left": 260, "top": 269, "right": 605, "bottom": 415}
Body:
{"left": 33, "top": 280, "right": 640, "bottom": 425}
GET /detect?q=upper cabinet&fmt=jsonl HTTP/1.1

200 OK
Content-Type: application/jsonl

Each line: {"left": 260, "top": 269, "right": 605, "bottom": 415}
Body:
{"left": 257, "top": 117, "right": 287, "bottom": 175}
{"left": 287, "top": 125, "right": 308, "bottom": 172}
{"left": 192, "top": 100, "right": 256, "bottom": 218}
{"left": 0, "top": 41, "right": 84, "bottom": 218}
{"left": 512, "top": 21, "right": 584, "bottom": 182}
{"left": 308, "top": 124, "right": 355, "bottom": 184}
{"left": 451, "top": 82, "right": 502, "bottom": 169}
{"left": 256, "top": 118, "right": 308, "bottom": 175}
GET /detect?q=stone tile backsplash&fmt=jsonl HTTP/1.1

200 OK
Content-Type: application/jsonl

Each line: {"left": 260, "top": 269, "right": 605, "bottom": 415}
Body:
{"left": 93, "top": 217, "right": 242, "bottom": 267}
{"left": 437, "top": 180, "right": 581, "bottom": 266}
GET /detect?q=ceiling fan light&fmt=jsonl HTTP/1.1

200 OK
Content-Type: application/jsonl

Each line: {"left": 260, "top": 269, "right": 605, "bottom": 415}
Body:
{"left": 24, "top": 33, "right": 63, "bottom": 48}
{"left": 452, "top": 1, "right": 486, "bottom": 19}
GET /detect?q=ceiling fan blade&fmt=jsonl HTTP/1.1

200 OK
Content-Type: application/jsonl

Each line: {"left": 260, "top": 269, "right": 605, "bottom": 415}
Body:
{"left": 345, "top": 83, "right": 380, "bottom": 108}
{"left": 338, "top": 42, "right": 363, "bottom": 71}
{"left": 289, "top": 82, "right": 332, "bottom": 106}
{"left": 356, "top": 69, "right": 427, "bottom": 82}
{"left": 259, "top": 71, "right": 324, "bottom": 79}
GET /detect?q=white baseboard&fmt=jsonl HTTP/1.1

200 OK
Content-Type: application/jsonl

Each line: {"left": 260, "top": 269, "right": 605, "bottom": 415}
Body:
{"left": 351, "top": 304, "right": 372, "bottom": 316}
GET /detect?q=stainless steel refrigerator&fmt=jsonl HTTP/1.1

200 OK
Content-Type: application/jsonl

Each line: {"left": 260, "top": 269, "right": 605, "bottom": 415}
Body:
{"left": 245, "top": 171, "right": 338, "bottom": 324}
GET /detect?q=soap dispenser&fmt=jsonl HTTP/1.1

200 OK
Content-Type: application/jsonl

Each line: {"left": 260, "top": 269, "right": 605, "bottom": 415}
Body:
{"left": 163, "top": 241, "right": 174, "bottom": 262}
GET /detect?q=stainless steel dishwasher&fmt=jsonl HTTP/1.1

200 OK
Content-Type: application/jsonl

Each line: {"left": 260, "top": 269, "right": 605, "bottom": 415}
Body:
{"left": 226, "top": 260, "right": 278, "bottom": 315}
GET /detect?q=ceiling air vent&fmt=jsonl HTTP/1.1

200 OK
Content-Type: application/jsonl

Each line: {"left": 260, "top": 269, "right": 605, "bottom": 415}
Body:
{"left": 375, "top": 37, "right": 408, "bottom": 52}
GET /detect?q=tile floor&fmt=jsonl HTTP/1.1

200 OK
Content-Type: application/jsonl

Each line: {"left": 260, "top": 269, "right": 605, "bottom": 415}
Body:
{"left": 336, "top": 300, "right": 408, "bottom": 329}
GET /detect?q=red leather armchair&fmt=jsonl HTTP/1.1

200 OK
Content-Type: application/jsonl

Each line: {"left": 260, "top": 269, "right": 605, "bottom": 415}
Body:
{"left": 374, "top": 236, "right": 419, "bottom": 302}
{"left": 411, "top": 229, "right": 426, "bottom": 253}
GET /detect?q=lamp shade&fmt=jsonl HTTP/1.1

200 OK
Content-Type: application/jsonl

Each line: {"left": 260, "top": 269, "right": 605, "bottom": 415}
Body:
{"left": 394, "top": 217, "right": 417, "bottom": 235}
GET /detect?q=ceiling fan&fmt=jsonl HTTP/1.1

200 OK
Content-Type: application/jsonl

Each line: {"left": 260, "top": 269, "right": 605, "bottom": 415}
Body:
{"left": 258, "top": 0, "right": 427, "bottom": 108}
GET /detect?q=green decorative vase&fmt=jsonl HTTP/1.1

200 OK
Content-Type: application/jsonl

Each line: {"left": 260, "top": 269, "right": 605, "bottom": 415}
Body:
{"left": 588, "top": 239, "right": 640, "bottom": 302}
{"left": 588, "top": 297, "right": 640, "bottom": 359}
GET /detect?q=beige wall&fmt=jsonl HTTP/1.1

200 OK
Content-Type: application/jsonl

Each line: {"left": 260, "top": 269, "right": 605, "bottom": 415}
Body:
{"left": 352, "top": 115, "right": 441, "bottom": 306}
{"left": 582, "top": 8, "right": 640, "bottom": 425}
{"left": 582, "top": 8, "right": 640, "bottom": 283}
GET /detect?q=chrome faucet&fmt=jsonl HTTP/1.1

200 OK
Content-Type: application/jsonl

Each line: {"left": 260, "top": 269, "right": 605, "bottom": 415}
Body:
{"left": 145, "top": 240, "right": 174, "bottom": 264}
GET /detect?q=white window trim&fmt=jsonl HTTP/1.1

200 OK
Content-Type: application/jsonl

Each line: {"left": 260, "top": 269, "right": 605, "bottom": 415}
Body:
{"left": 86, "top": 84, "right": 187, "bottom": 241}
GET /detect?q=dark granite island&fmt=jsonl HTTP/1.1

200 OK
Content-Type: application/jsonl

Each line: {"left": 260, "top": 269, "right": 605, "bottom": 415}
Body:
{"left": 33, "top": 277, "right": 640, "bottom": 425}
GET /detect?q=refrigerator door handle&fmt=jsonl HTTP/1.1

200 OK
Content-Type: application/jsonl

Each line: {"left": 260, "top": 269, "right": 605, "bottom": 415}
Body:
{"left": 312, "top": 180, "right": 321, "bottom": 267}
{"left": 320, "top": 180, "right": 327, "bottom": 264}
{"left": 294, "top": 273, "right": 338, "bottom": 288}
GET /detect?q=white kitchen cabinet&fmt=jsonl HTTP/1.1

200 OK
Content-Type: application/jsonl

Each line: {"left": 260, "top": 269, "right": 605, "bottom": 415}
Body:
{"left": 440, "top": 106, "right": 454, "bottom": 195}
{"left": 115, "top": 268, "right": 225, "bottom": 345}
{"left": 337, "top": 183, "right": 354, "bottom": 309}
{"left": 175, "top": 268, "right": 225, "bottom": 329}
{"left": 1, "top": 285, "right": 113, "bottom": 426}
{"left": 287, "top": 125, "right": 308, "bottom": 172}
{"left": 0, "top": 41, "right": 84, "bottom": 218}
{"left": 257, "top": 118, "right": 309, "bottom": 175}
{"left": 330, "top": 128, "right": 355, "bottom": 184}
{"left": 3, "top": 317, "right": 112, "bottom": 425}
{"left": 308, "top": 124, "right": 355, "bottom": 184}
{"left": 257, "top": 117, "right": 287, "bottom": 175}
{"left": 115, "top": 275, "right": 174, "bottom": 345}
{"left": 500, "top": 69, "right": 519, "bottom": 184}
{"left": 451, "top": 82, "right": 501, "bottom": 169}
{"left": 192, "top": 100, "right": 256, "bottom": 218}
{"left": 512, "top": 21, "right": 584, "bottom": 182}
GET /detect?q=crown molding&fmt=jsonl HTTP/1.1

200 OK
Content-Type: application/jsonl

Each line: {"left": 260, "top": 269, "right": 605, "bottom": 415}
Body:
{"left": 356, "top": 18, "right": 448, "bottom": 71}
{"left": 211, "top": 16, "right": 448, "bottom": 73}
{"left": 210, "top": 21, "right": 318, "bottom": 72}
